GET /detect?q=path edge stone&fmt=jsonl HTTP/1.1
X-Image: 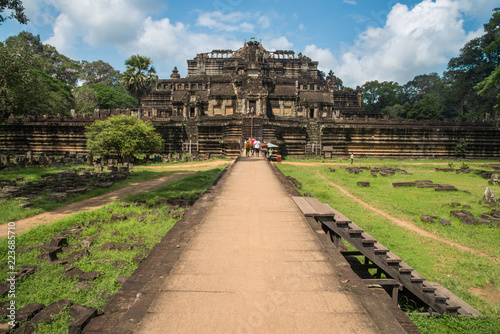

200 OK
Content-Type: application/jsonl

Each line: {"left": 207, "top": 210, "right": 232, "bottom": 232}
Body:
{"left": 81, "top": 160, "right": 235, "bottom": 334}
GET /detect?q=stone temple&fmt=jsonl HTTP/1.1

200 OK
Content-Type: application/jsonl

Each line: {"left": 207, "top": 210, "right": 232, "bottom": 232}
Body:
{"left": 142, "top": 38, "right": 375, "bottom": 120}
{"left": 1, "top": 39, "right": 500, "bottom": 160}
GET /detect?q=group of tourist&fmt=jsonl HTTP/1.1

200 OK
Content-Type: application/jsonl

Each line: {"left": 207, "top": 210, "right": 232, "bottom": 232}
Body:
{"left": 244, "top": 138, "right": 272, "bottom": 160}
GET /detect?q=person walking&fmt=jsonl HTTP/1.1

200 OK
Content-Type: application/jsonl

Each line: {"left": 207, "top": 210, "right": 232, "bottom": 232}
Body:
{"left": 251, "top": 138, "right": 256, "bottom": 156}
{"left": 350, "top": 153, "right": 354, "bottom": 165}
{"left": 254, "top": 139, "right": 260, "bottom": 157}
{"left": 245, "top": 139, "right": 251, "bottom": 157}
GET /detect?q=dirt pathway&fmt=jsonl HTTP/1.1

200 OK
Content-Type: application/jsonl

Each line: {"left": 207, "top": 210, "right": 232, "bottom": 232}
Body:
{"left": 1, "top": 160, "right": 230, "bottom": 238}
{"left": 315, "top": 172, "right": 499, "bottom": 264}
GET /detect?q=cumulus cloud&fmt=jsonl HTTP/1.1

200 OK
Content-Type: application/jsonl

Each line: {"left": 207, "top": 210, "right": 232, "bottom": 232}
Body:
{"left": 263, "top": 36, "right": 293, "bottom": 50}
{"left": 43, "top": 0, "right": 161, "bottom": 53}
{"left": 196, "top": 11, "right": 254, "bottom": 32}
{"left": 312, "top": 0, "right": 489, "bottom": 88}
{"left": 343, "top": 0, "right": 357, "bottom": 5}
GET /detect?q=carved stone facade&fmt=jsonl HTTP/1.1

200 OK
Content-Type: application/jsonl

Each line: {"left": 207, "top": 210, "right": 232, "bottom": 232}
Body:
{"left": 142, "top": 39, "right": 372, "bottom": 120}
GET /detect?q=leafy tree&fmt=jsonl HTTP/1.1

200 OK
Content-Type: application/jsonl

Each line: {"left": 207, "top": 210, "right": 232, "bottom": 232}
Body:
{"left": 121, "top": 55, "right": 157, "bottom": 119}
{"left": 0, "top": 0, "right": 28, "bottom": 25}
{"left": 444, "top": 8, "right": 500, "bottom": 120}
{"left": 85, "top": 115, "right": 163, "bottom": 161}
{"left": 361, "top": 80, "right": 402, "bottom": 112}
{"left": 80, "top": 60, "right": 121, "bottom": 87}
{"left": 73, "top": 85, "right": 99, "bottom": 114}
{"left": 405, "top": 94, "right": 444, "bottom": 120}
{"left": 475, "top": 65, "right": 500, "bottom": 114}
{"left": 0, "top": 40, "right": 74, "bottom": 121}
{"left": 4, "top": 32, "right": 81, "bottom": 87}
{"left": 73, "top": 84, "right": 138, "bottom": 114}
{"left": 401, "top": 73, "right": 444, "bottom": 105}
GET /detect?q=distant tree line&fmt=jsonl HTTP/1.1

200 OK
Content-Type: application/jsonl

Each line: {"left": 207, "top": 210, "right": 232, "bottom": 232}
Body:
{"left": 358, "top": 8, "right": 500, "bottom": 121}
{"left": 0, "top": 31, "right": 140, "bottom": 122}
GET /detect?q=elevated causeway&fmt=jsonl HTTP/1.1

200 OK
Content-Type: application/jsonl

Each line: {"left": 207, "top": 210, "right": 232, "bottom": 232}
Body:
{"left": 84, "top": 155, "right": 418, "bottom": 333}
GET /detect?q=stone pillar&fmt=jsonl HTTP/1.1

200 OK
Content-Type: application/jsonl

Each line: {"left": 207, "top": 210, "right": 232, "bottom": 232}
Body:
{"left": 183, "top": 105, "right": 188, "bottom": 119}
{"left": 209, "top": 101, "right": 214, "bottom": 116}
{"left": 221, "top": 103, "right": 226, "bottom": 116}
{"left": 256, "top": 99, "right": 261, "bottom": 116}
{"left": 279, "top": 101, "right": 284, "bottom": 116}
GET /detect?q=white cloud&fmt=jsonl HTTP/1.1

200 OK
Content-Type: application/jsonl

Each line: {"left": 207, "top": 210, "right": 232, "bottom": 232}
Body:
{"left": 303, "top": 44, "right": 339, "bottom": 72}
{"left": 42, "top": 0, "right": 161, "bottom": 54}
{"left": 318, "top": 0, "right": 489, "bottom": 88}
{"left": 298, "top": 23, "right": 305, "bottom": 31}
{"left": 263, "top": 36, "right": 293, "bottom": 50}
{"left": 343, "top": 0, "right": 357, "bottom": 5}
{"left": 196, "top": 11, "right": 254, "bottom": 32}
{"left": 258, "top": 16, "right": 271, "bottom": 30}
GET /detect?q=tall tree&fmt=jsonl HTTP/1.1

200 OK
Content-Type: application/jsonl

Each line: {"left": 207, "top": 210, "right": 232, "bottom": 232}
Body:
{"left": 361, "top": 80, "right": 402, "bottom": 112}
{"left": 0, "top": 0, "right": 28, "bottom": 25}
{"left": 80, "top": 60, "right": 121, "bottom": 87}
{"left": 121, "top": 55, "right": 157, "bottom": 119}
{"left": 4, "top": 32, "right": 80, "bottom": 87}
{"left": 444, "top": 8, "right": 500, "bottom": 120}
{"left": 73, "top": 84, "right": 138, "bottom": 114}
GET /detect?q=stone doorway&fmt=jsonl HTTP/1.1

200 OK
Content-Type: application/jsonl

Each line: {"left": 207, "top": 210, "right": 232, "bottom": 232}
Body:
{"left": 249, "top": 100, "right": 257, "bottom": 115}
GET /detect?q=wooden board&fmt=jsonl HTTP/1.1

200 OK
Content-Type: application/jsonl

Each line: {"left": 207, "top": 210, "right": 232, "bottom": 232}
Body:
{"left": 291, "top": 196, "right": 318, "bottom": 217}
{"left": 291, "top": 196, "right": 336, "bottom": 217}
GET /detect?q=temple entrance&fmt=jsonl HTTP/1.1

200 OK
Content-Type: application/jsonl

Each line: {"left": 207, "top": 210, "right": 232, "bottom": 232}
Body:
{"left": 190, "top": 107, "right": 195, "bottom": 118}
{"left": 249, "top": 100, "right": 257, "bottom": 116}
{"left": 242, "top": 117, "right": 263, "bottom": 142}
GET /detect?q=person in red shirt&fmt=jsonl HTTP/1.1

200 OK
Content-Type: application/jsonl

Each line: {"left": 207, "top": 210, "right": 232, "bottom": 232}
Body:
{"left": 251, "top": 138, "right": 256, "bottom": 155}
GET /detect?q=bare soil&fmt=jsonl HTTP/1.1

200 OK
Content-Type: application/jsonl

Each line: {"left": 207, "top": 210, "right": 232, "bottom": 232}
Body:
{"left": 1, "top": 160, "right": 228, "bottom": 238}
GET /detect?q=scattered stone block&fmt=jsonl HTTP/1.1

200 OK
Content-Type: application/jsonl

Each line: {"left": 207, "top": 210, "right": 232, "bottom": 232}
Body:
{"left": 27, "top": 299, "right": 72, "bottom": 326}
{"left": 133, "top": 254, "right": 145, "bottom": 263}
{"left": 15, "top": 265, "right": 38, "bottom": 281}
{"left": 68, "top": 305, "right": 97, "bottom": 334}
{"left": 111, "top": 260, "right": 128, "bottom": 268}
{"left": 114, "top": 243, "right": 133, "bottom": 251}
{"left": 485, "top": 187, "right": 497, "bottom": 204}
{"left": 65, "top": 249, "right": 90, "bottom": 262}
{"left": 110, "top": 214, "right": 126, "bottom": 222}
{"left": 440, "top": 219, "right": 451, "bottom": 226}
{"left": 420, "top": 215, "right": 438, "bottom": 223}
{"left": 392, "top": 182, "right": 416, "bottom": 187}
{"left": 171, "top": 211, "right": 183, "bottom": 219}
{"left": 50, "top": 236, "right": 68, "bottom": 248}
{"left": 435, "top": 184, "right": 458, "bottom": 191}
{"left": 18, "top": 203, "right": 34, "bottom": 209}
{"left": 450, "top": 202, "right": 461, "bottom": 208}
{"left": 37, "top": 250, "right": 58, "bottom": 262}
{"left": 62, "top": 267, "right": 84, "bottom": 279}
{"left": 16, "top": 303, "right": 45, "bottom": 323}
{"left": 357, "top": 181, "right": 370, "bottom": 187}
{"left": 71, "top": 282, "right": 94, "bottom": 292}
{"left": 78, "top": 271, "right": 102, "bottom": 282}
{"left": 100, "top": 242, "right": 115, "bottom": 250}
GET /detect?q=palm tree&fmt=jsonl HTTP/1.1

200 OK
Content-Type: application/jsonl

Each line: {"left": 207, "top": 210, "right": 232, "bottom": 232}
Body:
{"left": 121, "top": 54, "right": 157, "bottom": 119}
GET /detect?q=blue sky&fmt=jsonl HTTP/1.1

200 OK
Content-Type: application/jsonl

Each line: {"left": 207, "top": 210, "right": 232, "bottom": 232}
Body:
{"left": 1, "top": 0, "right": 498, "bottom": 87}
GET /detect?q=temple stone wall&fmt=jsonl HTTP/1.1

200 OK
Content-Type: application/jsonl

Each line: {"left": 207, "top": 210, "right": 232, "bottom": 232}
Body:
{"left": 0, "top": 117, "right": 499, "bottom": 160}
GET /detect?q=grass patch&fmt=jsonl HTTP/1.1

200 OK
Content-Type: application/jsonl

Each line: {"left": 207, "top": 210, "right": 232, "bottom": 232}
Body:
{"left": 0, "top": 167, "right": 225, "bottom": 333}
{"left": 276, "top": 161, "right": 500, "bottom": 333}
{"left": 0, "top": 160, "right": 227, "bottom": 224}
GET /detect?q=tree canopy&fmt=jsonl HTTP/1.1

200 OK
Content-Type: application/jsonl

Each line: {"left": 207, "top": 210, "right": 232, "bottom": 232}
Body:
{"left": 73, "top": 84, "right": 138, "bottom": 114}
{"left": 0, "top": 0, "right": 28, "bottom": 25}
{"left": 121, "top": 55, "right": 157, "bottom": 119}
{"left": 85, "top": 115, "right": 163, "bottom": 161}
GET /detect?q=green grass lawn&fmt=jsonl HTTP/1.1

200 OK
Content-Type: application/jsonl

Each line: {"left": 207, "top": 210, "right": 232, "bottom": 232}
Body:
{"left": 0, "top": 160, "right": 227, "bottom": 224}
{"left": 277, "top": 160, "right": 500, "bottom": 334}
{"left": 0, "top": 166, "right": 226, "bottom": 333}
